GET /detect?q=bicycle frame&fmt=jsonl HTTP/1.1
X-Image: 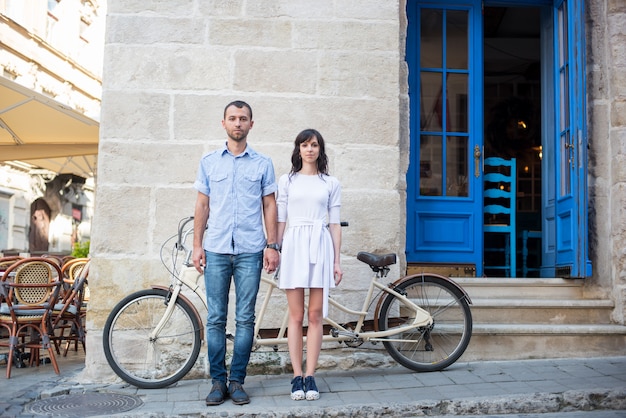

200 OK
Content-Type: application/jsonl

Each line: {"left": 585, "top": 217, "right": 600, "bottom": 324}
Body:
{"left": 156, "top": 262, "right": 433, "bottom": 350}
{"left": 153, "top": 216, "right": 433, "bottom": 350}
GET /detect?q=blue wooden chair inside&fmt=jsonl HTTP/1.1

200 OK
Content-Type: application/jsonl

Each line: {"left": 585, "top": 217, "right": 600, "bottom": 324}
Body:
{"left": 522, "top": 230, "right": 542, "bottom": 276}
{"left": 483, "top": 157, "right": 516, "bottom": 277}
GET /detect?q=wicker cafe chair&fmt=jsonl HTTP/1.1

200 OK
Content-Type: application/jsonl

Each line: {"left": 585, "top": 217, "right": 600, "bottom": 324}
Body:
{"left": 63, "top": 257, "right": 90, "bottom": 308}
{"left": 41, "top": 254, "right": 63, "bottom": 266}
{"left": 0, "top": 257, "right": 23, "bottom": 348}
{"left": 0, "top": 257, "right": 63, "bottom": 378}
{"left": 52, "top": 259, "right": 90, "bottom": 356}
{"left": 59, "top": 257, "right": 89, "bottom": 297}
{"left": 61, "top": 255, "right": 76, "bottom": 266}
{"left": 0, "top": 256, "right": 24, "bottom": 272}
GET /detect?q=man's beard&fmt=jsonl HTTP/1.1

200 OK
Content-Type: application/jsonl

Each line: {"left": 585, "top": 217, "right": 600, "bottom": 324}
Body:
{"left": 229, "top": 132, "right": 246, "bottom": 142}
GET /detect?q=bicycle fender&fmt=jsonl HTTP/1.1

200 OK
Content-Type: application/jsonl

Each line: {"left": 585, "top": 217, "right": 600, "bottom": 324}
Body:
{"left": 151, "top": 285, "right": 205, "bottom": 341}
{"left": 373, "top": 273, "right": 472, "bottom": 331}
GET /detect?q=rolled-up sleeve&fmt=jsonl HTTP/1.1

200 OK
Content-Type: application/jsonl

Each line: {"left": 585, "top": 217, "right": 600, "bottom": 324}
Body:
{"left": 194, "top": 154, "right": 211, "bottom": 196}
{"left": 261, "top": 157, "right": 278, "bottom": 197}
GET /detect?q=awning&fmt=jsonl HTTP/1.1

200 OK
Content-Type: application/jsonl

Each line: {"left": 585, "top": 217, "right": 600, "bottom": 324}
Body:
{"left": 0, "top": 76, "right": 99, "bottom": 178}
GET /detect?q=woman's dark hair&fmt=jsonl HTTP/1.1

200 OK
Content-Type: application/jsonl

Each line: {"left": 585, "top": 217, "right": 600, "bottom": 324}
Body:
{"left": 290, "top": 129, "right": 329, "bottom": 176}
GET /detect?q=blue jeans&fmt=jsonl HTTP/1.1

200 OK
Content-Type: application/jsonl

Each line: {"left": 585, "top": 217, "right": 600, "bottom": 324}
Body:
{"left": 204, "top": 251, "right": 262, "bottom": 384}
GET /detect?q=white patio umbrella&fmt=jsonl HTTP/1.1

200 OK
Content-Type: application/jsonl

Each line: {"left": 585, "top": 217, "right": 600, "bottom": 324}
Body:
{"left": 0, "top": 77, "right": 99, "bottom": 178}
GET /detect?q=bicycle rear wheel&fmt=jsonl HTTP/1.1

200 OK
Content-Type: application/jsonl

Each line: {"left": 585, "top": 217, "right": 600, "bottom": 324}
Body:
{"left": 103, "top": 288, "right": 202, "bottom": 389}
{"left": 377, "top": 274, "right": 472, "bottom": 372}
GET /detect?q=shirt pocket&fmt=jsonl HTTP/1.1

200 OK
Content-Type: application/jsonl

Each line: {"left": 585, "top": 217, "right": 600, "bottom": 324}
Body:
{"left": 209, "top": 172, "right": 229, "bottom": 196}
{"left": 242, "top": 171, "right": 262, "bottom": 198}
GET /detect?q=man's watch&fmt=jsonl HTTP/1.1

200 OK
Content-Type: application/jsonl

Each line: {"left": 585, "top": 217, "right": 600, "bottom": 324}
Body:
{"left": 266, "top": 243, "right": 280, "bottom": 251}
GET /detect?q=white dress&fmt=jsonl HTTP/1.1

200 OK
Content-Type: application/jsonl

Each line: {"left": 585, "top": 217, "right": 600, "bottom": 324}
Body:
{"left": 276, "top": 173, "right": 341, "bottom": 317}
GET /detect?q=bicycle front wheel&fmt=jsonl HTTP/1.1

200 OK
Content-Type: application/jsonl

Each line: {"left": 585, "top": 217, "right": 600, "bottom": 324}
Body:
{"left": 103, "top": 288, "right": 202, "bottom": 389}
{"left": 377, "top": 274, "right": 472, "bottom": 372}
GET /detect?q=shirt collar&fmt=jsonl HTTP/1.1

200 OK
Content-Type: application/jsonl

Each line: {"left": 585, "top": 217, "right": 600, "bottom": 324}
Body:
{"left": 221, "top": 141, "right": 253, "bottom": 158}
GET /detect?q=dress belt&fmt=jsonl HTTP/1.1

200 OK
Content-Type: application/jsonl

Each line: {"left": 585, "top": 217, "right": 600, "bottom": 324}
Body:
{"left": 288, "top": 218, "right": 326, "bottom": 263}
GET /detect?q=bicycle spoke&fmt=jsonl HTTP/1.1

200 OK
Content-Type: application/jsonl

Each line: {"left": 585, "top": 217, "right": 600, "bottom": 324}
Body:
{"left": 377, "top": 275, "right": 472, "bottom": 372}
{"left": 104, "top": 290, "right": 202, "bottom": 388}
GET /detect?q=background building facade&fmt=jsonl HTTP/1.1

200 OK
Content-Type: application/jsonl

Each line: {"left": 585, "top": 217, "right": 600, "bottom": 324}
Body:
{"left": 0, "top": 0, "right": 104, "bottom": 255}
{"left": 81, "top": 0, "right": 624, "bottom": 381}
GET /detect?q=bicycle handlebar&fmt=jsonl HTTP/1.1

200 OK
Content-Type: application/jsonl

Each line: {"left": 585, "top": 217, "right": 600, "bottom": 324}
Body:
{"left": 177, "top": 216, "right": 194, "bottom": 249}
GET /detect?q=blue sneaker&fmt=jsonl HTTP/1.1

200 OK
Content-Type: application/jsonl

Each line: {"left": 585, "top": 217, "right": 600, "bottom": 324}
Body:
{"left": 304, "top": 375, "right": 319, "bottom": 400}
{"left": 290, "top": 376, "right": 305, "bottom": 400}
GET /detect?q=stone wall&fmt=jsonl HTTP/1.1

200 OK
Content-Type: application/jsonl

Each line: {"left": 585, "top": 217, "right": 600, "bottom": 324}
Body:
{"left": 86, "top": 0, "right": 405, "bottom": 381}
{"left": 586, "top": 0, "right": 626, "bottom": 322}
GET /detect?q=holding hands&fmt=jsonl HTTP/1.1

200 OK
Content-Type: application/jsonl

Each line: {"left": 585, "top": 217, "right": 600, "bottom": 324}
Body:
{"left": 264, "top": 247, "right": 280, "bottom": 274}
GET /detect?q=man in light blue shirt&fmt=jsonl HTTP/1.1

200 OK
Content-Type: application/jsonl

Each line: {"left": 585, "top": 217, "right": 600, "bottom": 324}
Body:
{"left": 192, "top": 100, "right": 279, "bottom": 406}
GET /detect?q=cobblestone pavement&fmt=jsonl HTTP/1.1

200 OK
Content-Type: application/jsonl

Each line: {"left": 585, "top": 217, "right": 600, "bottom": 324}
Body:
{"left": 1, "top": 352, "right": 625, "bottom": 417}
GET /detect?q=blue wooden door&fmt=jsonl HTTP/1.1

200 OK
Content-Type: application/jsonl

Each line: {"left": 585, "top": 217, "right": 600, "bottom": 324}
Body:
{"left": 544, "top": 0, "right": 590, "bottom": 277}
{"left": 405, "top": 0, "right": 484, "bottom": 270}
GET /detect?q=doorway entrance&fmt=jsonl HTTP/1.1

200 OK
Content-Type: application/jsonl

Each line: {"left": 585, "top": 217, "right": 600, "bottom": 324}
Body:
{"left": 483, "top": 6, "right": 542, "bottom": 277}
{"left": 405, "top": 0, "right": 590, "bottom": 278}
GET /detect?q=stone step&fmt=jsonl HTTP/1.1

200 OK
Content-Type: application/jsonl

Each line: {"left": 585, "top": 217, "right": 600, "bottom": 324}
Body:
{"left": 453, "top": 277, "right": 585, "bottom": 299}
{"left": 438, "top": 278, "right": 625, "bottom": 361}
{"left": 469, "top": 298, "right": 615, "bottom": 324}
{"left": 462, "top": 323, "right": 626, "bottom": 361}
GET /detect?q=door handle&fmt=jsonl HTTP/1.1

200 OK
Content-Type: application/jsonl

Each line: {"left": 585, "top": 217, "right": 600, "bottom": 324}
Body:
{"left": 474, "top": 145, "right": 482, "bottom": 178}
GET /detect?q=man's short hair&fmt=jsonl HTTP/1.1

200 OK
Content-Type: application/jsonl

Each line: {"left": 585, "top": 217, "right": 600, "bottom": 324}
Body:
{"left": 224, "top": 100, "right": 253, "bottom": 120}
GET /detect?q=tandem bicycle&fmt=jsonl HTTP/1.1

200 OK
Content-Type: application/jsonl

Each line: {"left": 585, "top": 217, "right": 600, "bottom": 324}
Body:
{"left": 103, "top": 216, "right": 473, "bottom": 389}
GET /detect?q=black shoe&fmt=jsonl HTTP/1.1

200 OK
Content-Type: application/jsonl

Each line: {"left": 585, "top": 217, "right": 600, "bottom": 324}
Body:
{"left": 228, "top": 381, "right": 250, "bottom": 405}
{"left": 206, "top": 381, "right": 228, "bottom": 406}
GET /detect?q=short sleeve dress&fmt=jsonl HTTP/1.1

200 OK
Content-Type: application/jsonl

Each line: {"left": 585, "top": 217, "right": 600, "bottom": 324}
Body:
{"left": 276, "top": 173, "right": 341, "bottom": 317}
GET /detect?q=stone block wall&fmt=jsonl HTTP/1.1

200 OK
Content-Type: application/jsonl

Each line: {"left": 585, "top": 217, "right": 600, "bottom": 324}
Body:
{"left": 586, "top": 0, "right": 626, "bottom": 322}
{"left": 86, "top": 0, "right": 405, "bottom": 381}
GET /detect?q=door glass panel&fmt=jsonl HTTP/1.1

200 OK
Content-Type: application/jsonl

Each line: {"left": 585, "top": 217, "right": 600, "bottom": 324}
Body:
{"left": 448, "top": 73, "right": 468, "bottom": 132}
{"left": 421, "top": 9, "right": 442, "bottom": 68}
{"left": 558, "top": 2, "right": 571, "bottom": 196}
{"left": 419, "top": 8, "right": 468, "bottom": 198}
{"left": 446, "top": 136, "right": 468, "bottom": 196}
{"left": 420, "top": 135, "right": 443, "bottom": 196}
{"left": 447, "top": 10, "right": 468, "bottom": 70}
{"left": 560, "top": 131, "right": 571, "bottom": 194}
{"left": 420, "top": 72, "right": 443, "bottom": 132}
{"left": 559, "top": 71, "right": 569, "bottom": 131}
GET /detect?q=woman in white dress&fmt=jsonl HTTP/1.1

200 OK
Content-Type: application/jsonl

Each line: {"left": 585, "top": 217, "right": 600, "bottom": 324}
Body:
{"left": 276, "top": 129, "right": 343, "bottom": 401}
